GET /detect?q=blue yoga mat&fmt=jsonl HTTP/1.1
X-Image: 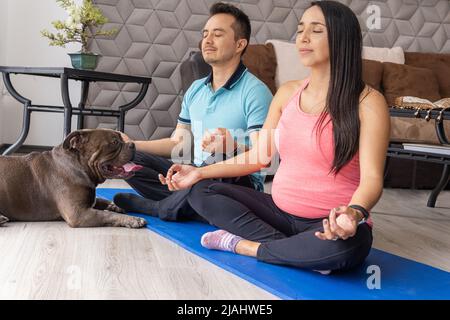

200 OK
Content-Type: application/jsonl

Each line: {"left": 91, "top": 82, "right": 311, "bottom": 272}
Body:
{"left": 97, "top": 188, "right": 450, "bottom": 300}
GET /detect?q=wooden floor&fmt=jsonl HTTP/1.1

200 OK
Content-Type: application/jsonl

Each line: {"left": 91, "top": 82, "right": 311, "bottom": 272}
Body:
{"left": 0, "top": 179, "right": 449, "bottom": 299}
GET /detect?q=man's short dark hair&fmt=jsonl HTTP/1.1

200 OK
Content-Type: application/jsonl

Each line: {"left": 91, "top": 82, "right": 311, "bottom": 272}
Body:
{"left": 210, "top": 2, "right": 251, "bottom": 55}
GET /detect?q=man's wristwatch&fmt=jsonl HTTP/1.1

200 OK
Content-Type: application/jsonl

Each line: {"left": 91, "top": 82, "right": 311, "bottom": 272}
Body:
{"left": 349, "top": 204, "right": 370, "bottom": 225}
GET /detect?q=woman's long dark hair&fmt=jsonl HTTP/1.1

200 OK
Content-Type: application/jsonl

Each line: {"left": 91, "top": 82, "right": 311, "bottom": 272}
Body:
{"left": 310, "top": 1, "right": 366, "bottom": 175}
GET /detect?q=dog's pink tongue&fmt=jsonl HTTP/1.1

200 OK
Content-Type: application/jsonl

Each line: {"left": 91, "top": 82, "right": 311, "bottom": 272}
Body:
{"left": 123, "top": 162, "right": 143, "bottom": 173}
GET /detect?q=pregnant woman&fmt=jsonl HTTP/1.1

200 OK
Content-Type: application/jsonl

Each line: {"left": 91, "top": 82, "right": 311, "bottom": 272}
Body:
{"left": 159, "top": 0, "right": 390, "bottom": 274}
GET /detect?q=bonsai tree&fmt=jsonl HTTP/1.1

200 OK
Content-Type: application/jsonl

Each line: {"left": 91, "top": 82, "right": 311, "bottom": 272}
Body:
{"left": 41, "top": 0, "right": 117, "bottom": 54}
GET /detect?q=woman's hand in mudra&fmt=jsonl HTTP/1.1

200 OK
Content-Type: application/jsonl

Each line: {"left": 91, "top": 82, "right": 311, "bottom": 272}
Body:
{"left": 159, "top": 164, "right": 202, "bottom": 191}
{"left": 315, "top": 206, "right": 361, "bottom": 241}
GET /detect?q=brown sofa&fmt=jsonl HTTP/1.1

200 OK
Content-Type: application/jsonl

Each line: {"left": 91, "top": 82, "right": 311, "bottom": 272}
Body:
{"left": 180, "top": 45, "right": 450, "bottom": 189}
{"left": 362, "top": 52, "right": 450, "bottom": 189}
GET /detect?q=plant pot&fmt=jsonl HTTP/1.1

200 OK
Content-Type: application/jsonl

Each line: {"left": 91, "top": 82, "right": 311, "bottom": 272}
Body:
{"left": 68, "top": 52, "right": 100, "bottom": 70}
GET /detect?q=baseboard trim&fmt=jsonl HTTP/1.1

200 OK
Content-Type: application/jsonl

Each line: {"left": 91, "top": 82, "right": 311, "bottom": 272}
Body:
{"left": 0, "top": 144, "right": 52, "bottom": 154}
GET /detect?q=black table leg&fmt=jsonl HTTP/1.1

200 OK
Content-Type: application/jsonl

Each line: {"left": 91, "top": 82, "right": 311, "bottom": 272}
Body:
{"left": 1, "top": 73, "right": 32, "bottom": 156}
{"left": 117, "top": 83, "right": 149, "bottom": 132}
{"left": 60, "top": 74, "right": 73, "bottom": 138}
{"left": 426, "top": 116, "right": 450, "bottom": 207}
{"left": 427, "top": 164, "right": 450, "bottom": 208}
{"left": 77, "top": 80, "right": 89, "bottom": 130}
{"left": 436, "top": 118, "right": 449, "bottom": 145}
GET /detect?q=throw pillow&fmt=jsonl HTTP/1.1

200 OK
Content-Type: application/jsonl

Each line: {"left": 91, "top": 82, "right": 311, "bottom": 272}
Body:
{"left": 242, "top": 43, "right": 277, "bottom": 95}
{"left": 265, "top": 39, "right": 311, "bottom": 89}
{"left": 382, "top": 62, "right": 441, "bottom": 106}
{"left": 362, "top": 59, "right": 383, "bottom": 91}
{"left": 362, "top": 46, "right": 405, "bottom": 64}
{"left": 405, "top": 52, "right": 450, "bottom": 98}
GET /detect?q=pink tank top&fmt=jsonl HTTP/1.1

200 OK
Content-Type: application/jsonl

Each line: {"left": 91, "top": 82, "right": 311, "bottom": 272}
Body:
{"left": 272, "top": 79, "right": 371, "bottom": 225}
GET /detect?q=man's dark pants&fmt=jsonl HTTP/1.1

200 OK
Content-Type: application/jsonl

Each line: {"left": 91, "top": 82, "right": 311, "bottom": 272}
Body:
{"left": 125, "top": 151, "right": 254, "bottom": 221}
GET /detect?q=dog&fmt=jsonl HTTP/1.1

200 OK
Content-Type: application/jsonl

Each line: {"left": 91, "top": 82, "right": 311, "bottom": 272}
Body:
{"left": 0, "top": 129, "right": 147, "bottom": 228}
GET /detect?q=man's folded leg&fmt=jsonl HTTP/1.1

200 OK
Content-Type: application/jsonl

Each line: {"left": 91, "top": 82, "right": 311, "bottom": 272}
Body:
{"left": 113, "top": 193, "right": 159, "bottom": 216}
{"left": 114, "top": 188, "right": 207, "bottom": 222}
{"left": 114, "top": 152, "right": 255, "bottom": 222}
{"left": 113, "top": 151, "right": 175, "bottom": 216}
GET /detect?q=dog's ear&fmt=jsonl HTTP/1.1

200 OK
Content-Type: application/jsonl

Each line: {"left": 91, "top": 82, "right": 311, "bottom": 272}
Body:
{"left": 63, "top": 131, "right": 88, "bottom": 151}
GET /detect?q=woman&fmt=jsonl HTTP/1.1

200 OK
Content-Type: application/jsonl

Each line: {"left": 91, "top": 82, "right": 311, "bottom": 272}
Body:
{"left": 159, "top": 1, "right": 390, "bottom": 273}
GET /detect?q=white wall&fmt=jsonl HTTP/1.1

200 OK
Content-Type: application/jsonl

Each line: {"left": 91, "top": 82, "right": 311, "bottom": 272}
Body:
{"left": 0, "top": 0, "right": 82, "bottom": 147}
{"left": 0, "top": 0, "right": 8, "bottom": 145}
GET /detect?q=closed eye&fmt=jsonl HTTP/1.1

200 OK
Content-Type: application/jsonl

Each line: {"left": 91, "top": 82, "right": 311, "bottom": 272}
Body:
{"left": 297, "top": 30, "right": 323, "bottom": 33}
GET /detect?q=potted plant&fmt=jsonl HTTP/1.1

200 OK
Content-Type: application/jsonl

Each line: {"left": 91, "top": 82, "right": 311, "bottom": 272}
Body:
{"left": 41, "top": 0, "right": 117, "bottom": 70}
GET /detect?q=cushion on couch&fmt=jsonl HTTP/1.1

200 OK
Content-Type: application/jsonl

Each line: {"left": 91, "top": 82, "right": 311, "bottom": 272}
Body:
{"left": 382, "top": 61, "right": 446, "bottom": 144}
{"left": 242, "top": 43, "right": 277, "bottom": 94}
{"left": 404, "top": 52, "right": 450, "bottom": 98}
{"left": 180, "top": 51, "right": 211, "bottom": 94}
{"left": 382, "top": 62, "right": 441, "bottom": 106}
{"left": 362, "top": 59, "right": 383, "bottom": 91}
{"left": 265, "top": 39, "right": 311, "bottom": 88}
{"left": 362, "top": 46, "right": 405, "bottom": 64}
{"left": 390, "top": 117, "right": 450, "bottom": 144}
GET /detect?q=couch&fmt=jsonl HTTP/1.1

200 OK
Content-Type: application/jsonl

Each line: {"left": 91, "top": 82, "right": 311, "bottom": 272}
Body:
{"left": 179, "top": 40, "right": 450, "bottom": 190}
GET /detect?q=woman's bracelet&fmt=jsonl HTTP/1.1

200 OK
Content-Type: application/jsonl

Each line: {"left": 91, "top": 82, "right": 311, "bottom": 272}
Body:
{"left": 349, "top": 204, "right": 370, "bottom": 224}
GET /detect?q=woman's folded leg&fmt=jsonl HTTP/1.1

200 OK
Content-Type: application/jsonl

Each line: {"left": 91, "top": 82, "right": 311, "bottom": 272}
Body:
{"left": 187, "top": 180, "right": 295, "bottom": 242}
{"left": 256, "top": 223, "right": 373, "bottom": 272}
{"left": 187, "top": 180, "right": 373, "bottom": 272}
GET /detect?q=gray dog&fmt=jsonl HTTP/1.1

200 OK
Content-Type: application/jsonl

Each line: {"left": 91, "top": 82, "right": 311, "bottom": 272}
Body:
{"left": 0, "top": 129, "right": 147, "bottom": 228}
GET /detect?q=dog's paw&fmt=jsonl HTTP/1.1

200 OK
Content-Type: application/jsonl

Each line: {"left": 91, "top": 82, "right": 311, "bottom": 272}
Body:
{"left": 123, "top": 216, "right": 147, "bottom": 229}
{"left": 106, "top": 203, "right": 126, "bottom": 214}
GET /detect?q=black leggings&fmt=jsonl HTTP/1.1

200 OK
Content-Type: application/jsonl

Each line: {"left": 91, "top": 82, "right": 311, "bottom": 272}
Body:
{"left": 187, "top": 180, "right": 373, "bottom": 272}
{"left": 125, "top": 151, "right": 254, "bottom": 221}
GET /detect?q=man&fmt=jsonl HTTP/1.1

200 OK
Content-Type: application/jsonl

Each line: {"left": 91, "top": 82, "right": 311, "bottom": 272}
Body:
{"left": 114, "top": 2, "right": 272, "bottom": 221}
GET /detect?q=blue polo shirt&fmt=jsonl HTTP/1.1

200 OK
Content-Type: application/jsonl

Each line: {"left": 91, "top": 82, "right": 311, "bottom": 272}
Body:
{"left": 178, "top": 61, "right": 272, "bottom": 191}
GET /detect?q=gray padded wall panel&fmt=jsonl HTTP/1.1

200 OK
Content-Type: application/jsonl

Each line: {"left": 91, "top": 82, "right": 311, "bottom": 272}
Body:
{"left": 88, "top": 0, "right": 450, "bottom": 140}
